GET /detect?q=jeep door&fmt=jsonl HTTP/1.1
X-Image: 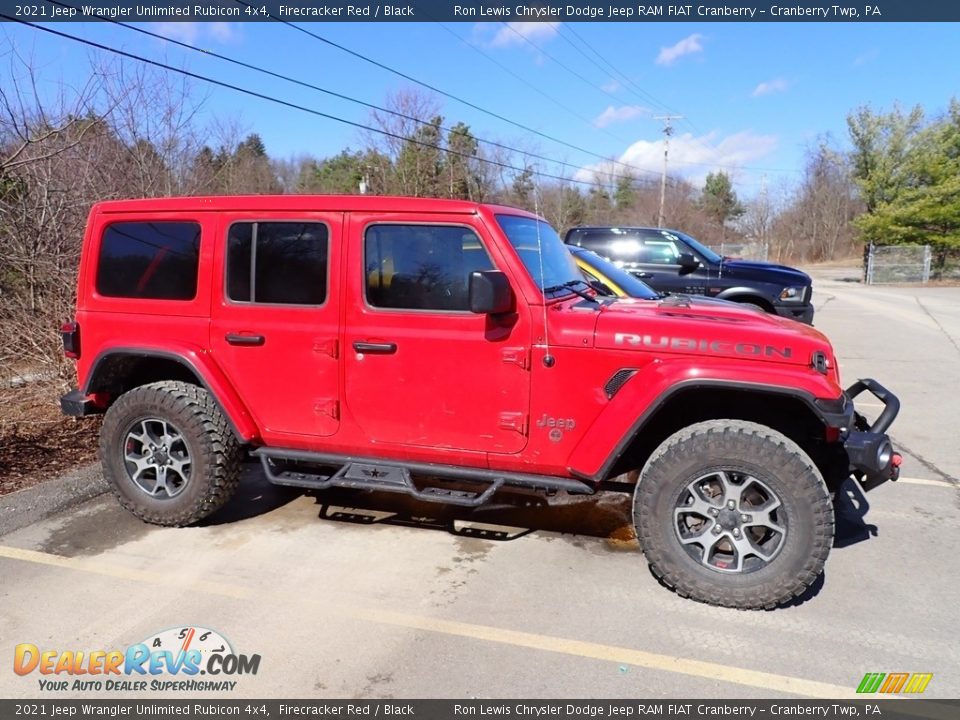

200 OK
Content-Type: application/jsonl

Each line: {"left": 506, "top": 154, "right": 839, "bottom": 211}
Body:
{"left": 342, "top": 214, "right": 531, "bottom": 454}
{"left": 209, "top": 214, "right": 342, "bottom": 440}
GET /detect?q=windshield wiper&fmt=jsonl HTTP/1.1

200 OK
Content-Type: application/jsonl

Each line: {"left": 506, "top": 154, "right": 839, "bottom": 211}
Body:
{"left": 542, "top": 279, "right": 598, "bottom": 302}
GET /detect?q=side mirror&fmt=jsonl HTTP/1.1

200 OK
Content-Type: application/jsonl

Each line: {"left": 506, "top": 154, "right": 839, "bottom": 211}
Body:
{"left": 677, "top": 252, "right": 699, "bottom": 276}
{"left": 469, "top": 271, "right": 514, "bottom": 314}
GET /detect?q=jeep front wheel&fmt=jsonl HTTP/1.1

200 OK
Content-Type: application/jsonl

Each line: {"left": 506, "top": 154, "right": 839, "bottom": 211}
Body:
{"left": 100, "top": 381, "right": 242, "bottom": 526}
{"left": 633, "top": 420, "right": 834, "bottom": 609}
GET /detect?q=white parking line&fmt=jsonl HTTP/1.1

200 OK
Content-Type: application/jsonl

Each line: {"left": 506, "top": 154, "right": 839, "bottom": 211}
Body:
{"left": 0, "top": 543, "right": 857, "bottom": 699}
{"left": 897, "top": 476, "right": 956, "bottom": 489}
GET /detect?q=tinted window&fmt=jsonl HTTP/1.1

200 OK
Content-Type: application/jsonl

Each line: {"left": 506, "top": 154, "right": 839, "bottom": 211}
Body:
{"left": 569, "top": 228, "right": 723, "bottom": 265}
{"left": 365, "top": 225, "right": 494, "bottom": 311}
{"left": 96, "top": 222, "right": 200, "bottom": 300}
{"left": 637, "top": 240, "right": 681, "bottom": 265}
{"left": 227, "top": 222, "right": 328, "bottom": 305}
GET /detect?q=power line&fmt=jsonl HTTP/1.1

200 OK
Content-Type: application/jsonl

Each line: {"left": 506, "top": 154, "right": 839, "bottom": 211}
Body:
{"left": 557, "top": 26, "right": 734, "bottom": 168}
{"left": 41, "top": 0, "right": 661, "bottom": 187}
{"left": 497, "top": 22, "right": 631, "bottom": 111}
{"left": 433, "top": 22, "right": 639, "bottom": 152}
{"left": 1, "top": 14, "right": 659, "bottom": 195}
{"left": 236, "top": 2, "right": 788, "bottom": 182}
{"left": 230, "top": 0, "right": 659, "bottom": 179}
{"left": 554, "top": 24, "right": 674, "bottom": 116}
{"left": 559, "top": 25, "right": 799, "bottom": 176}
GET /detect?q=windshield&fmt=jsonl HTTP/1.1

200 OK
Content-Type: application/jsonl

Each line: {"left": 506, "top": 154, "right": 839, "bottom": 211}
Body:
{"left": 495, "top": 214, "right": 582, "bottom": 293}
{"left": 661, "top": 229, "right": 723, "bottom": 264}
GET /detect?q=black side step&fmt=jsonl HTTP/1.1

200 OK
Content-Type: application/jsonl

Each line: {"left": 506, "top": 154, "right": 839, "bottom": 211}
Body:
{"left": 260, "top": 457, "right": 503, "bottom": 508}
{"left": 254, "top": 448, "right": 593, "bottom": 508}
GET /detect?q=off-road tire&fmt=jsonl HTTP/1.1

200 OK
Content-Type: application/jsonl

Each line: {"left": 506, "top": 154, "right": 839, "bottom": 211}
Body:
{"left": 100, "top": 381, "right": 242, "bottom": 526}
{"left": 634, "top": 420, "right": 834, "bottom": 609}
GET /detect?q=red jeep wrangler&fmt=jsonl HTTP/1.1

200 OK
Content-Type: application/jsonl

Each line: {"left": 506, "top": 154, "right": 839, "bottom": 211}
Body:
{"left": 61, "top": 196, "right": 901, "bottom": 609}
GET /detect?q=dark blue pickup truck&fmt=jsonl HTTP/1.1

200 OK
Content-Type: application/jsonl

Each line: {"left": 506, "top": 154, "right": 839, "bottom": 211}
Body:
{"left": 565, "top": 226, "right": 814, "bottom": 324}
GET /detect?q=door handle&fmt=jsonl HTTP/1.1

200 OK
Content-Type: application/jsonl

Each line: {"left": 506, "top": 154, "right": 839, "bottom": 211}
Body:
{"left": 635, "top": 272, "right": 652, "bottom": 279}
{"left": 353, "top": 341, "right": 397, "bottom": 355}
{"left": 225, "top": 333, "right": 265, "bottom": 347}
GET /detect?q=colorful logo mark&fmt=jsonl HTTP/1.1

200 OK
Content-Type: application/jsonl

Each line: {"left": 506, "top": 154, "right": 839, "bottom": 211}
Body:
{"left": 857, "top": 672, "right": 933, "bottom": 694}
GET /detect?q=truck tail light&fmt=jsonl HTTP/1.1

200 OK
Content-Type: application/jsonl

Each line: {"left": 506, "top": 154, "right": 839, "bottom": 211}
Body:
{"left": 61, "top": 321, "right": 80, "bottom": 359}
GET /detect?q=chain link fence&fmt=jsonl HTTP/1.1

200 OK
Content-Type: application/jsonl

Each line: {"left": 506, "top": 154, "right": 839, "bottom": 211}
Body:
{"left": 863, "top": 244, "right": 932, "bottom": 284}
{"left": 709, "top": 242, "right": 769, "bottom": 262}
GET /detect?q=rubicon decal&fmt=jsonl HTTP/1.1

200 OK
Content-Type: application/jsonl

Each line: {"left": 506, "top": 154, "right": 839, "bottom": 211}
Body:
{"left": 614, "top": 333, "right": 793, "bottom": 359}
{"left": 13, "top": 626, "right": 260, "bottom": 692}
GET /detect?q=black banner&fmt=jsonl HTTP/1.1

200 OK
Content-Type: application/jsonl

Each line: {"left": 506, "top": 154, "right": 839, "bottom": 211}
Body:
{"left": 1, "top": 0, "right": 959, "bottom": 23}
{"left": 1, "top": 700, "right": 959, "bottom": 720}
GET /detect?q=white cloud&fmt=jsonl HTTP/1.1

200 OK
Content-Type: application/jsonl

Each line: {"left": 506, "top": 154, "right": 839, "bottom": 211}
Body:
{"left": 489, "top": 22, "right": 561, "bottom": 48}
{"left": 655, "top": 34, "right": 704, "bottom": 66}
{"left": 601, "top": 79, "right": 621, "bottom": 93}
{"left": 593, "top": 105, "right": 648, "bottom": 128}
{"left": 575, "top": 130, "right": 778, "bottom": 186}
{"left": 154, "top": 22, "right": 241, "bottom": 46}
{"left": 751, "top": 78, "right": 789, "bottom": 97}
{"left": 155, "top": 22, "right": 200, "bottom": 45}
{"left": 854, "top": 49, "right": 879, "bottom": 66}
{"left": 208, "top": 23, "right": 241, "bottom": 44}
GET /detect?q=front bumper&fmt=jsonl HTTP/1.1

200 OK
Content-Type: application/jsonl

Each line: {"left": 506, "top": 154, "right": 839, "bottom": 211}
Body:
{"left": 841, "top": 379, "right": 901, "bottom": 491}
{"left": 774, "top": 303, "right": 815, "bottom": 325}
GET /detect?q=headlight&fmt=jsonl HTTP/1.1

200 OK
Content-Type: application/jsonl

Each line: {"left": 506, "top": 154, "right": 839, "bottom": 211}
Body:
{"left": 779, "top": 286, "right": 806, "bottom": 302}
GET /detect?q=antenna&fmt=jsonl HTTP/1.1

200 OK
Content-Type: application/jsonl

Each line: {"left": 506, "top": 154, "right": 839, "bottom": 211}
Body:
{"left": 654, "top": 114, "right": 683, "bottom": 228}
{"left": 531, "top": 171, "right": 554, "bottom": 368}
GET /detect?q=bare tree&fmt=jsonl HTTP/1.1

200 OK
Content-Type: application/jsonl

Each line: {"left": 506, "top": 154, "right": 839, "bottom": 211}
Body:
{"left": 0, "top": 48, "right": 210, "bottom": 423}
{"left": 772, "top": 141, "right": 862, "bottom": 262}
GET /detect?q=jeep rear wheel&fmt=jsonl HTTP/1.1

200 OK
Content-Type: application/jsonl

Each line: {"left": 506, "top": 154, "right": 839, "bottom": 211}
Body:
{"left": 100, "top": 381, "right": 242, "bottom": 526}
{"left": 633, "top": 420, "right": 834, "bottom": 609}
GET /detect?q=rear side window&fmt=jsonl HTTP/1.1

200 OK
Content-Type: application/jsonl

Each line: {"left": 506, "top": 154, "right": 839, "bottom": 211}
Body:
{"left": 227, "top": 222, "right": 328, "bottom": 305}
{"left": 364, "top": 224, "right": 494, "bottom": 311}
{"left": 96, "top": 222, "right": 201, "bottom": 300}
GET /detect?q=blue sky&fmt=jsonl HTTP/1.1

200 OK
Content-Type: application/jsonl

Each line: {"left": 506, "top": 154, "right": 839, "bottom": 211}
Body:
{"left": 4, "top": 19, "right": 959, "bottom": 198}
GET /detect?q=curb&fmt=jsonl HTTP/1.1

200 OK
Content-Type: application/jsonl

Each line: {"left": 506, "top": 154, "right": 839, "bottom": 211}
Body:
{"left": 0, "top": 463, "right": 107, "bottom": 537}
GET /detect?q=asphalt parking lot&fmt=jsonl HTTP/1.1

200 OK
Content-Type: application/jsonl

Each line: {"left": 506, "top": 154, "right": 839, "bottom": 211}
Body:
{"left": 1, "top": 266, "right": 958, "bottom": 700}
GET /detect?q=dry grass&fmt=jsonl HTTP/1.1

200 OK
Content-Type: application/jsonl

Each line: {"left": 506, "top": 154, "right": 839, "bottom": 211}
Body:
{"left": 0, "top": 382, "right": 101, "bottom": 496}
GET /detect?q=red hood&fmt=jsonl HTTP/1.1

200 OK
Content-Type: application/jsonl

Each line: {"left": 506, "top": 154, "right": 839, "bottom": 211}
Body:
{"left": 592, "top": 296, "right": 834, "bottom": 369}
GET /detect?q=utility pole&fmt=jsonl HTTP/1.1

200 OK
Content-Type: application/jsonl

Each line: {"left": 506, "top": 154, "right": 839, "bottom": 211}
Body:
{"left": 654, "top": 115, "right": 683, "bottom": 228}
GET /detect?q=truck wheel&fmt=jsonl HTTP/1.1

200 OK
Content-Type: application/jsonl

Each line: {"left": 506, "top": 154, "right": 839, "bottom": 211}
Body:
{"left": 100, "top": 381, "right": 242, "bottom": 526}
{"left": 633, "top": 420, "right": 833, "bottom": 609}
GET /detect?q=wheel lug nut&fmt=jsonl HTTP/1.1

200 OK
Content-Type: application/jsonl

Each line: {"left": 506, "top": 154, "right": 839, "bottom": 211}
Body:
{"left": 732, "top": 528, "right": 741, "bottom": 537}
{"left": 713, "top": 524, "right": 722, "bottom": 534}
{"left": 741, "top": 514, "right": 750, "bottom": 522}
{"left": 709, "top": 508, "right": 718, "bottom": 516}
{"left": 727, "top": 500, "right": 735, "bottom": 510}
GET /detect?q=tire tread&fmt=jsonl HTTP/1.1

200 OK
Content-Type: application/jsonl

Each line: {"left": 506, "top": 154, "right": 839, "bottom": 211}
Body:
{"left": 634, "top": 419, "right": 834, "bottom": 610}
{"left": 100, "top": 381, "right": 241, "bottom": 526}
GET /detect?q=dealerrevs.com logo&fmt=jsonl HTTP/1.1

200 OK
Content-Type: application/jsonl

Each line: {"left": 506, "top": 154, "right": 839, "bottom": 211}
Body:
{"left": 14, "top": 626, "right": 260, "bottom": 692}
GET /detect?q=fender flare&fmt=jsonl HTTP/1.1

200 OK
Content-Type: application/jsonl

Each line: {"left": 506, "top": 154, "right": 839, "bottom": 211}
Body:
{"left": 84, "top": 346, "right": 260, "bottom": 443}
{"left": 714, "top": 286, "right": 776, "bottom": 306}
{"left": 567, "top": 368, "right": 851, "bottom": 482}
